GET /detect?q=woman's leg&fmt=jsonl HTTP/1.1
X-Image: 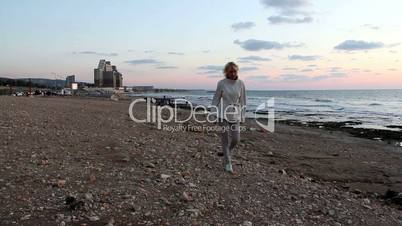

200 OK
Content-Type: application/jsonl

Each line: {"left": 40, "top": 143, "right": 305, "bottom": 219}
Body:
{"left": 229, "top": 121, "right": 240, "bottom": 151}
{"left": 219, "top": 120, "right": 231, "bottom": 165}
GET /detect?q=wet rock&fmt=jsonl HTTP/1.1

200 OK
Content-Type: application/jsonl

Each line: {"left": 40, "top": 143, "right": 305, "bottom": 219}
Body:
{"left": 189, "top": 182, "right": 197, "bottom": 188}
{"left": 106, "top": 218, "right": 115, "bottom": 226}
{"left": 186, "top": 208, "right": 200, "bottom": 217}
{"left": 182, "top": 191, "right": 193, "bottom": 202}
{"left": 363, "top": 198, "right": 370, "bottom": 205}
{"left": 176, "top": 177, "right": 186, "bottom": 185}
{"left": 279, "top": 169, "right": 287, "bottom": 175}
{"left": 88, "top": 215, "right": 100, "bottom": 221}
{"left": 160, "top": 174, "right": 171, "bottom": 180}
{"left": 20, "top": 214, "right": 31, "bottom": 220}
{"left": 146, "top": 162, "right": 156, "bottom": 168}
{"left": 84, "top": 193, "right": 93, "bottom": 202}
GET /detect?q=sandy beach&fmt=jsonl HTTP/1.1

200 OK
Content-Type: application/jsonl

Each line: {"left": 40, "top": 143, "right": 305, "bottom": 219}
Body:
{"left": 1, "top": 96, "right": 402, "bottom": 225}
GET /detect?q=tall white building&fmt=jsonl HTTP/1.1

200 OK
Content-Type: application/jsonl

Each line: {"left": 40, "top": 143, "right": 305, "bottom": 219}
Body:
{"left": 94, "top": 60, "right": 123, "bottom": 88}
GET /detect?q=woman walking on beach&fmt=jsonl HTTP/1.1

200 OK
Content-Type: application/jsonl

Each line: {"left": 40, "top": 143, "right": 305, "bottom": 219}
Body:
{"left": 211, "top": 62, "right": 246, "bottom": 173}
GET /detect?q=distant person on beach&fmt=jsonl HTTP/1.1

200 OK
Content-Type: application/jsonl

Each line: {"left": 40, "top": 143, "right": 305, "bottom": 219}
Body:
{"left": 211, "top": 62, "right": 246, "bottom": 173}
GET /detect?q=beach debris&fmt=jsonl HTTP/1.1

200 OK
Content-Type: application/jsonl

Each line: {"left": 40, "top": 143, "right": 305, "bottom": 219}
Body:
{"left": 89, "top": 174, "right": 96, "bottom": 182}
{"left": 65, "top": 196, "right": 84, "bottom": 210}
{"left": 383, "top": 189, "right": 402, "bottom": 205}
{"left": 57, "top": 179, "right": 66, "bottom": 188}
{"left": 279, "top": 169, "right": 287, "bottom": 175}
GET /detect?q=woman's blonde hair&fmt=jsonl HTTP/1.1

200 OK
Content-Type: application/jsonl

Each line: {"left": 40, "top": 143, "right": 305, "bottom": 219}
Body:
{"left": 223, "top": 62, "right": 239, "bottom": 78}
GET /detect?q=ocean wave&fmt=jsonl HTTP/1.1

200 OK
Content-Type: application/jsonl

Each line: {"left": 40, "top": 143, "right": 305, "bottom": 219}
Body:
{"left": 315, "top": 99, "right": 333, "bottom": 103}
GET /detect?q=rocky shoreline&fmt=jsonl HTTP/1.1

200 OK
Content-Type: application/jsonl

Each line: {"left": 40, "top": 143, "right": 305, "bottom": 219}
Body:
{"left": 1, "top": 96, "right": 402, "bottom": 225}
{"left": 276, "top": 119, "right": 402, "bottom": 147}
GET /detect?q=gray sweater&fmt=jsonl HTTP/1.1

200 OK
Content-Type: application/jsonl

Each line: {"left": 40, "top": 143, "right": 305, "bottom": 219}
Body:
{"left": 211, "top": 78, "right": 246, "bottom": 122}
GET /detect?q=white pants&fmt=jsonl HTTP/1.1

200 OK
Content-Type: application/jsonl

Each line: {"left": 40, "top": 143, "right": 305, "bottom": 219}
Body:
{"left": 219, "top": 119, "right": 240, "bottom": 164}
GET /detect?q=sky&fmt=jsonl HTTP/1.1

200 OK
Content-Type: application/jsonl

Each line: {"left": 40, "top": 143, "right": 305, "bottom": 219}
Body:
{"left": 0, "top": 0, "right": 401, "bottom": 90}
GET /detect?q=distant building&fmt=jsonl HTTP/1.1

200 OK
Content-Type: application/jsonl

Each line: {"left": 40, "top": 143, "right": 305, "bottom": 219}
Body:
{"left": 65, "top": 75, "right": 75, "bottom": 88}
{"left": 94, "top": 60, "right": 123, "bottom": 88}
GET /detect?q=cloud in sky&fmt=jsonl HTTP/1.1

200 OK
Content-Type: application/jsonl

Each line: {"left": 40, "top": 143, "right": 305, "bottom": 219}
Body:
{"left": 315, "top": 72, "right": 347, "bottom": 80}
{"left": 156, "top": 66, "right": 178, "bottom": 69}
{"left": 388, "top": 43, "right": 401, "bottom": 48}
{"left": 278, "top": 72, "right": 347, "bottom": 82}
{"left": 334, "top": 40, "right": 384, "bottom": 51}
{"left": 246, "top": 75, "right": 270, "bottom": 80}
{"left": 168, "top": 52, "right": 184, "bottom": 55}
{"left": 362, "top": 24, "right": 380, "bottom": 30}
{"left": 125, "top": 59, "right": 162, "bottom": 65}
{"left": 74, "top": 51, "right": 118, "bottom": 56}
{"left": 279, "top": 74, "right": 311, "bottom": 81}
{"left": 329, "top": 67, "right": 342, "bottom": 72}
{"left": 207, "top": 74, "right": 223, "bottom": 78}
{"left": 241, "top": 66, "right": 259, "bottom": 72}
{"left": 242, "top": 71, "right": 347, "bottom": 83}
{"left": 231, "top": 21, "right": 255, "bottom": 31}
{"left": 197, "top": 65, "right": 223, "bottom": 75}
{"left": 234, "top": 39, "right": 303, "bottom": 51}
{"left": 300, "top": 68, "right": 313, "bottom": 72}
{"left": 238, "top": 55, "right": 271, "bottom": 63}
{"left": 198, "top": 64, "right": 257, "bottom": 74}
{"left": 260, "top": 0, "right": 310, "bottom": 11}
{"left": 261, "top": 0, "right": 313, "bottom": 25}
{"left": 198, "top": 65, "right": 223, "bottom": 71}
{"left": 283, "top": 67, "right": 298, "bottom": 71}
{"left": 268, "top": 15, "right": 313, "bottom": 24}
{"left": 288, "top": 54, "right": 320, "bottom": 61}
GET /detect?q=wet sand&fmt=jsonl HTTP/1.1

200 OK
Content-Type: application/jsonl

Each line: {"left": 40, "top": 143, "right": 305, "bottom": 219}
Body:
{"left": 1, "top": 96, "right": 402, "bottom": 225}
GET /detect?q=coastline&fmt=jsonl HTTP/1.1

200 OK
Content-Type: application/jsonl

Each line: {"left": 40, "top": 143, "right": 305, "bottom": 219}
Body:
{"left": 1, "top": 96, "right": 402, "bottom": 225}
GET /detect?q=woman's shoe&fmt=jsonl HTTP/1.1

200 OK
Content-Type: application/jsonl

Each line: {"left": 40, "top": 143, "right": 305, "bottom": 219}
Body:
{"left": 225, "top": 163, "right": 233, "bottom": 173}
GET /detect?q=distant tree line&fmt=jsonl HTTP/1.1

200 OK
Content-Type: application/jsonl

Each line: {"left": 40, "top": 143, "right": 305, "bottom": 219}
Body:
{"left": 0, "top": 77, "right": 47, "bottom": 88}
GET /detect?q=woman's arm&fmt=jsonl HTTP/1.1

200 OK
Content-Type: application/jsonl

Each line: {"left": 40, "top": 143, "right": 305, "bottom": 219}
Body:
{"left": 211, "top": 81, "right": 222, "bottom": 106}
{"left": 210, "top": 81, "right": 222, "bottom": 122}
{"left": 240, "top": 81, "right": 246, "bottom": 123}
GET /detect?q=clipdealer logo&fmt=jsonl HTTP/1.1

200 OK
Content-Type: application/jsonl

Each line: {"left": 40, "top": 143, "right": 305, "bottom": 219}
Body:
{"left": 128, "top": 97, "right": 275, "bottom": 132}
